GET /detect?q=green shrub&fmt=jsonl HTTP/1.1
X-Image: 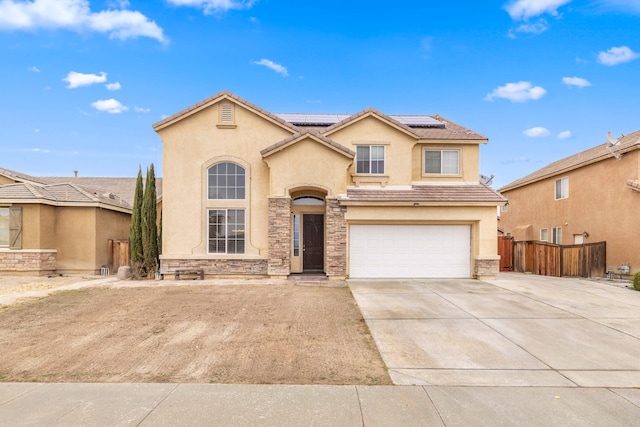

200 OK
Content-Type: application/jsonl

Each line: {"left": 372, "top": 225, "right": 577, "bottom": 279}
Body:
{"left": 633, "top": 272, "right": 640, "bottom": 291}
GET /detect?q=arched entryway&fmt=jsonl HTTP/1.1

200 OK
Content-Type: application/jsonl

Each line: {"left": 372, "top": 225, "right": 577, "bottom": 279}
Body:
{"left": 290, "top": 190, "right": 326, "bottom": 274}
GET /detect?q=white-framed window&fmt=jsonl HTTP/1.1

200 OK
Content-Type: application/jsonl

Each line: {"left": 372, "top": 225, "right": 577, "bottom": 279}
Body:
{"left": 555, "top": 177, "right": 569, "bottom": 200}
{"left": 208, "top": 162, "right": 245, "bottom": 200}
{"left": 356, "top": 145, "right": 385, "bottom": 174}
{"left": 424, "top": 149, "right": 460, "bottom": 175}
{"left": 540, "top": 228, "right": 548, "bottom": 242}
{"left": 552, "top": 226, "right": 562, "bottom": 244}
{"left": 0, "top": 207, "right": 9, "bottom": 246}
{"left": 208, "top": 209, "right": 245, "bottom": 254}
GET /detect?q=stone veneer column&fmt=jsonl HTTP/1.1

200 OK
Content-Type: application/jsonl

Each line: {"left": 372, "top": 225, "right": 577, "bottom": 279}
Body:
{"left": 325, "top": 198, "right": 347, "bottom": 279}
{"left": 474, "top": 255, "right": 500, "bottom": 280}
{"left": 268, "top": 196, "right": 291, "bottom": 277}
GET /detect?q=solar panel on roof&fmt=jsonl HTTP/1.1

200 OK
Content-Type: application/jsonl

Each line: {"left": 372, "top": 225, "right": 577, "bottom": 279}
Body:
{"left": 275, "top": 113, "right": 445, "bottom": 128}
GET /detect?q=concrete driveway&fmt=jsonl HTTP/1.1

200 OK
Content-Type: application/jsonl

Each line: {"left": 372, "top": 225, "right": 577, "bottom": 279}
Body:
{"left": 349, "top": 272, "right": 640, "bottom": 387}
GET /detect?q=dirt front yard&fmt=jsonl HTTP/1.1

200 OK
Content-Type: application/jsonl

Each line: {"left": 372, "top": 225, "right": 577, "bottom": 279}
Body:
{"left": 0, "top": 280, "right": 391, "bottom": 385}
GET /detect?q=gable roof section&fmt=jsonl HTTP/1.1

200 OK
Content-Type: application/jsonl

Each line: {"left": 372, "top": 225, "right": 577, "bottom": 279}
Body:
{"left": 322, "top": 108, "right": 421, "bottom": 139}
{"left": 341, "top": 184, "right": 505, "bottom": 205}
{"left": 499, "top": 130, "right": 640, "bottom": 192}
{"left": 152, "top": 90, "right": 300, "bottom": 134}
{"left": 0, "top": 167, "right": 50, "bottom": 186}
{"left": 261, "top": 131, "right": 355, "bottom": 158}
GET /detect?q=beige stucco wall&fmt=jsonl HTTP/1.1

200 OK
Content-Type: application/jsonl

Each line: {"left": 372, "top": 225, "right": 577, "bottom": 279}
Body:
{"left": 158, "top": 100, "right": 294, "bottom": 257}
{"left": 326, "top": 116, "right": 415, "bottom": 186}
{"left": 500, "top": 151, "right": 640, "bottom": 275}
{"left": 0, "top": 176, "right": 16, "bottom": 185}
{"left": 263, "top": 137, "right": 353, "bottom": 196}
{"left": 18, "top": 204, "right": 57, "bottom": 250}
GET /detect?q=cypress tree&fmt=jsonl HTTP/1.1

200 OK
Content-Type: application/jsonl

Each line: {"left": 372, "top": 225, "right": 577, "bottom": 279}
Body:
{"left": 142, "top": 163, "right": 159, "bottom": 277}
{"left": 130, "top": 166, "right": 144, "bottom": 276}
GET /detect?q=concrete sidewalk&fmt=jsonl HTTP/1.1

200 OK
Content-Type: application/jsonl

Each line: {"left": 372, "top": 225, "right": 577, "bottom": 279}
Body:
{"left": 2, "top": 273, "right": 640, "bottom": 425}
{"left": 2, "top": 382, "right": 640, "bottom": 426}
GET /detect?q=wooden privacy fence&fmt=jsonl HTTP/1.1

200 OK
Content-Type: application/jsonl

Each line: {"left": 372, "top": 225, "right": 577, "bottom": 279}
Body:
{"left": 498, "top": 239, "right": 606, "bottom": 278}
{"left": 108, "top": 239, "right": 130, "bottom": 274}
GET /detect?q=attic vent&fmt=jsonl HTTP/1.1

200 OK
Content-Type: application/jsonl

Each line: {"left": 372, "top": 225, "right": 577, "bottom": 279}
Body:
{"left": 221, "top": 105, "right": 233, "bottom": 123}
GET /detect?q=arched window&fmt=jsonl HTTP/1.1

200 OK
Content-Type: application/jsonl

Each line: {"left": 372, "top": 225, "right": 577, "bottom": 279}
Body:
{"left": 208, "top": 162, "right": 245, "bottom": 200}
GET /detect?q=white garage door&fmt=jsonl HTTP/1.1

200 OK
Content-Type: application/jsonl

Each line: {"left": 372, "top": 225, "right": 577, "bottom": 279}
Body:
{"left": 349, "top": 224, "right": 471, "bottom": 278}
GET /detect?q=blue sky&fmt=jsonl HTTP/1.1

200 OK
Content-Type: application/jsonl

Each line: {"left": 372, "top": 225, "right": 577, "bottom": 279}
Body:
{"left": 0, "top": 0, "right": 638, "bottom": 188}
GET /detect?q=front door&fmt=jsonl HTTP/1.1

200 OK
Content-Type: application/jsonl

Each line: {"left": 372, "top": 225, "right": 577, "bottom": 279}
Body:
{"left": 303, "top": 214, "right": 324, "bottom": 271}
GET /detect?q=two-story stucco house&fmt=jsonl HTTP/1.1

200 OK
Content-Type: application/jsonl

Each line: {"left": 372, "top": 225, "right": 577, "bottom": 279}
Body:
{"left": 153, "top": 91, "right": 504, "bottom": 280}
{"left": 499, "top": 130, "right": 640, "bottom": 276}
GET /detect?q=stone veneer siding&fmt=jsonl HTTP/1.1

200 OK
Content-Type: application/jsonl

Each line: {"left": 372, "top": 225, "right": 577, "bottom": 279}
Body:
{"left": 267, "top": 197, "right": 291, "bottom": 277}
{"left": 0, "top": 250, "right": 57, "bottom": 273}
{"left": 160, "top": 258, "right": 268, "bottom": 276}
{"left": 474, "top": 257, "right": 500, "bottom": 279}
{"left": 325, "top": 198, "right": 347, "bottom": 278}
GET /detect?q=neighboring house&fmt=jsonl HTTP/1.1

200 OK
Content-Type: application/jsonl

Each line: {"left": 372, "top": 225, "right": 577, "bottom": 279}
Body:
{"left": 153, "top": 90, "right": 504, "bottom": 280}
{"left": 0, "top": 168, "right": 162, "bottom": 275}
{"left": 498, "top": 130, "right": 640, "bottom": 276}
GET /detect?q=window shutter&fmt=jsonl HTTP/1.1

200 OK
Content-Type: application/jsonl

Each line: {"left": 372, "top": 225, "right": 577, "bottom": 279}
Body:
{"left": 9, "top": 206, "right": 22, "bottom": 249}
{"left": 221, "top": 105, "right": 233, "bottom": 123}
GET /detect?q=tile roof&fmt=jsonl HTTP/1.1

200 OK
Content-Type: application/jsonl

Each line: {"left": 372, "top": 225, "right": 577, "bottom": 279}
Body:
{"left": 0, "top": 167, "right": 50, "bottom": 185}
{"left": 152, "top": 90, "right": 300, "bottom": 133}
{"left": 499, "top": 130, "right": 640, "bottom": 192}
{"left": 0, "top": 182, "right": 131, "bottom": 210}
{"left": 42, "top": 177, "right": 162, "bottom": 206}
{"left": 627, "top": 180, "right": 640, "bottom": 192}
{"left": 260, "top": 131, "right": 355, "bottom": 158}
{"left": 341, "top": 184, "right": 506, "bottom": 204}
{"left": 151, "top": 90, "right": 486, "bottom": 142}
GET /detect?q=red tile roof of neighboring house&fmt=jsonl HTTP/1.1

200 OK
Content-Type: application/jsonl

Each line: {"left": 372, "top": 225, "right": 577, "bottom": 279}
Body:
{"left": 499, "top": 130, "right": 640, "bottom": 192}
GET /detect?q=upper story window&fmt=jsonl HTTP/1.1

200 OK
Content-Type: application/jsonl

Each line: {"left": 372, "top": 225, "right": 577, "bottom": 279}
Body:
{"left": 208, "top": 162, "right": 245, "bottom": 199}
{"left": 555, "top": 177, "right": 568, "bottom": 200}
{"left": 356, "top": 145, "right": 385, "bottom": 174}
{"left": 540, "top": 228, "right": 548, "bottom": 242}
{"left": 0, "top": 207, "right": 9, "bottom": 246}
{"left": 424, "top": 149, "right": 459, "bottom": 175}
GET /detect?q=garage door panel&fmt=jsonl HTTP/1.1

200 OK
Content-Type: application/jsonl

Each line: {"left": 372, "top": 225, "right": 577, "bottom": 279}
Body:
{"left": 349, "top": 225, "right": 471, "bottom": 278}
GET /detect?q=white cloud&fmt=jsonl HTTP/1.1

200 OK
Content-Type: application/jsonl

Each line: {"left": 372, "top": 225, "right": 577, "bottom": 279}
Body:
{"left": 167, "top": 0, "right": 257, "bottom": 14}
{"left": 597, "top": 46, "right": 640, "bottom": 66}
{"left": 28, "top": 65, "right": 40, "bottom": 72}
{"left": 0, "top": 0, "right": 166, "bottom": 42}
{"left": 524, "top": 127, "right": 551, "bottom": 137}
{"left": 485, "top": 81, "right": 547, "bottom": 102}
{"left": 26, "top": 147, "right": 50, "bottom": 153}
{"left": 504, "top": 0, "right": 572, "bottom": 20}
{"left": 513, "top": 20, "right": 548, "bottom": 34}
{"left": 253, "top": 58, "right": 288, "bottom": 76}
{"left": 106, "top": 82, "right": 121, "bottom": 90}
{"left": 134, "top": 106, "right": 150, "bottom": 113}
{"left": 562, "top": 76, "right": 591, "bottom": 88}
{"left": 63, "top": 71, "right": 107, "bottom": 88}
{"left": 91, "top": 98, "right": 128, "bottom": 114}
{"left": 557, "top": 130, "right": 573, "bottom": 139}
